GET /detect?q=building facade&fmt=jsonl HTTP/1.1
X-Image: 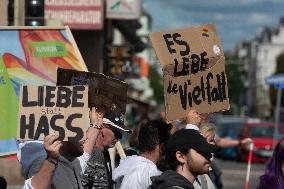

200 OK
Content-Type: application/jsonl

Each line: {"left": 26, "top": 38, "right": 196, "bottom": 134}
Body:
{"left": 238, "top": 18, "right": 284, "bottom": 118}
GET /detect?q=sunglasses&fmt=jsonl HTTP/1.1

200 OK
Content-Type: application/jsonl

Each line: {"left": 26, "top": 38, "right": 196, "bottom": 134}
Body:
{"left": 105, "top": 125, "right": 122, "bottom": 140}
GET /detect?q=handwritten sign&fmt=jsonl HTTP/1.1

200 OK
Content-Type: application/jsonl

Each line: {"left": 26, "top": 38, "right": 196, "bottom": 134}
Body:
{"left": 17, "top": 85, "right": 88, "bottom": 141}
{"left": 150, "top": 23, "right": 230, "bottom": 123}
{"left": 57, "top": 68, "right": 128, "bottom": 113}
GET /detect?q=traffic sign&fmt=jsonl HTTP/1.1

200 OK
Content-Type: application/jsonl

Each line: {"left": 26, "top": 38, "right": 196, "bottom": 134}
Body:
{"left": 265, "top": 74, "right": 284, "bottom": 89}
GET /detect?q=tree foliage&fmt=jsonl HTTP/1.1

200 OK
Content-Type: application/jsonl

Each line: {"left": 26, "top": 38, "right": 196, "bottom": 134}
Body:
{"left": 224, "top": 52, "right": 245, "bottom": 115}
{"left": 149, "top": 66, "right": 164, "bottom": 105}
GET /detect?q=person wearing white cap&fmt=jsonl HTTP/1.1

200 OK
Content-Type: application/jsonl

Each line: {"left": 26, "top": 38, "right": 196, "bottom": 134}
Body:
{"left": 81, "top": 110, "right": 131, "bottom": 189}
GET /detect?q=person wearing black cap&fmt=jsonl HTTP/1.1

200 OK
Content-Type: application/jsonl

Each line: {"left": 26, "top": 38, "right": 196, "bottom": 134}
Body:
{"left": 150, "top": 129, "right": 220, "bottom": 189}
{"left": 81, "top": 110, "right": 131, "bottom": 189}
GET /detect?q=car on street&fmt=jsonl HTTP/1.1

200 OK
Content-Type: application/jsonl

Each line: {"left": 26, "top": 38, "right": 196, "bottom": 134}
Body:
{"left": 236, "top": 122, "right": 283, "bottom": 163}
{"left": 214, "top": 116, "right": 253, "bottom": 159}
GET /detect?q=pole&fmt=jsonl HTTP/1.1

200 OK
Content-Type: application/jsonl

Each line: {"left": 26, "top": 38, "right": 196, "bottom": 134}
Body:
{"left": 244, "top": 143, "right": 254, "bottom": 189}
{"left": 273, "top": 87, "right": 282, "bottom": 147}
{"left": 14, "top": 0, "right": 24, "bottom": 26}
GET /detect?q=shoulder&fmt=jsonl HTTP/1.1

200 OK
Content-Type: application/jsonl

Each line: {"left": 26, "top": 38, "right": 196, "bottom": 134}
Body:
{"left": 137, "top": 157, "right": 161, "bottom": 176}
{"left": 17, "top": 141, "right": 46, "bottom": 179}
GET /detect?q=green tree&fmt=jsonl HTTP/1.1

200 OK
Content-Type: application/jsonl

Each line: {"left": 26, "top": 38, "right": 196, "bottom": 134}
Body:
{"left": 224, "top": 53, "right": 245, "bottom": 115}
{"left": 149, "top": 65, "right": 164, "bottom": 105}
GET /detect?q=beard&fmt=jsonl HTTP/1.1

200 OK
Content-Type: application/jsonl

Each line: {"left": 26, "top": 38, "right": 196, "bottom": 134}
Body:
{"left": 187, "top": 158, "right": 210, "bottom": 175}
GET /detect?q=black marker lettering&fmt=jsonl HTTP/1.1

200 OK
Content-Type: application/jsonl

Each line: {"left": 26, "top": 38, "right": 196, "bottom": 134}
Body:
{"left": 66, "top": 114, "right": 84, "bottom": 141}
{"left": 72, "top": 86, "right": 85, "bottom": 107}
{"left": 163, "top": 34, "right": 176, "bottom": 54}
{"left": 20, "top": 114, "right": 35, "bottom": 139}
{"left": 22, "top": 86, "right": 37, "bottom": 107}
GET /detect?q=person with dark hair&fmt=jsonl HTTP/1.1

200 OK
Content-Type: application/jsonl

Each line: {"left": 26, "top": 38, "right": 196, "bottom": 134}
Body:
{"left": 150, "top": 129, "right": 220, "bottom": 189}
{"left": 256, "top": 138, "right": 284, "bottom": 189}
{"left": 195, "top": 123, "right": 223, "bottom": 189}
{"left": 112, "top": 120, "right": 172, "bottom": 189}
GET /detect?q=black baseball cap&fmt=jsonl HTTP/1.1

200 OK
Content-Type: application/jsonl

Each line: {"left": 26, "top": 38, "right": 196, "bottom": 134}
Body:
{"left": 103, "top": 110, "right": 132, "bottom": 133}
{"left": 167, "top": 129, "right": 220, "bottom": 154}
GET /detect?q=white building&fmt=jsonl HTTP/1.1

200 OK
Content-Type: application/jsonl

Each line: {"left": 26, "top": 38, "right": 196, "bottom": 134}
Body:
{"left": 239, "top": 18, "right": 284, "bottom": 118}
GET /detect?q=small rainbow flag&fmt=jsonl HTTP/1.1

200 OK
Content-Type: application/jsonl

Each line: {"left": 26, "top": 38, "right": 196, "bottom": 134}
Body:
{"left": 202, "top": 28, "right": 209, "bottom": 37}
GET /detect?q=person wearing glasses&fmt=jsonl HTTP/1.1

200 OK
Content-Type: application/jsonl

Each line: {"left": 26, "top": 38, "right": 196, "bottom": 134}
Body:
{"left": 81, "top": 110, "right": 132, "bottom": 189}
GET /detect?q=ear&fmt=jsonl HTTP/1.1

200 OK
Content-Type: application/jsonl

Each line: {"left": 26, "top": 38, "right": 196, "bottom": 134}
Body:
{"left": 176, "top": 151, "right": 186, "bottom": 164}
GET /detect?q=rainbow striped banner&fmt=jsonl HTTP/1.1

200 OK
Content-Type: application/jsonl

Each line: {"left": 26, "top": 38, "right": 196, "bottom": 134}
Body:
{"left": 0, "top": 27, "right": 87, "bottom": 156}
{"left": 202, "top": 28, "right": 209, "bottom": 37}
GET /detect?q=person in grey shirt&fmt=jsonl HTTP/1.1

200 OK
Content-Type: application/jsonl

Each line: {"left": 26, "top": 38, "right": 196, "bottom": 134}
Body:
{"left": 19, "top": 107, "right": 103, "bottom": 189}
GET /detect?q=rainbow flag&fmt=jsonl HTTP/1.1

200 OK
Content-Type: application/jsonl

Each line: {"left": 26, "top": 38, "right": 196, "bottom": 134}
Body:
{"left": 202, "top": 28, "right": 209, "bottom": 37}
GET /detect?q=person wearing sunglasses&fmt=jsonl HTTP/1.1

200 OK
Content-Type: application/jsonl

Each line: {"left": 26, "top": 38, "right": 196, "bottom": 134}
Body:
{"left": 82, "top": 110, "right": 132, "bottom": 189}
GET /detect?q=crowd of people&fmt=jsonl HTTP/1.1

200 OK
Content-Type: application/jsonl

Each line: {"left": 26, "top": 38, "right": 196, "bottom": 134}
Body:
{"left": 10, "top": 105, "right": 284, "bottom": 189}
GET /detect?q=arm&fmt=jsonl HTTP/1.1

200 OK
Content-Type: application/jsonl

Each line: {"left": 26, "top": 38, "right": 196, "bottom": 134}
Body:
{"left": 83, "top": 107, "right": 104, "bottom": 154}
{"left": 216, "top": 137, "right": 239, "bottom": 148}
{"left": 216, "top": 137, "right": 252, "bottom": 148}
{"left": 30, "top": 135, "right": 62, "bottom": 189}
{"left": 30, "top": 160, "right": 56, "bottom": 189}
{"left": 78, "top": 107, "right": 104, "bottom": 173}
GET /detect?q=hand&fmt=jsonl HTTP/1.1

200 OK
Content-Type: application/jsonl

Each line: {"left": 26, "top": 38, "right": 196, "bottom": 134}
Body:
{"left": 44, "top": 135, "right": 62, "bottom": 159}
{"left": 241, "top": 138, "right": 252, "bottom": 145}
{"left": 89, "top": 106, "right": 105, "bottom": 129}
{"left": 186, "top": 109, "right": 202, "bottom": 126}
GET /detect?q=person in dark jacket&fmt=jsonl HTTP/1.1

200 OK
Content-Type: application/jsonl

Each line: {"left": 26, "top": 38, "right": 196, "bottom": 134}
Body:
{"left": 150, "top": 129, "right": 220, "bottom": 189}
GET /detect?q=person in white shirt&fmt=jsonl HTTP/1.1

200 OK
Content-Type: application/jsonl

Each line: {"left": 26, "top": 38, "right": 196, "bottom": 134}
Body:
{"left": 113, "top": 120, "right": 172, "bottom": 189}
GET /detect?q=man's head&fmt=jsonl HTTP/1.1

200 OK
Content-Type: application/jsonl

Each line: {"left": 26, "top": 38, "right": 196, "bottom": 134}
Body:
{"left": 98, "top": 110, "right": 131, "bottom": 148}
{"left": 200, "top": 123, "right": 217, "bottom": 144}
{"left": 166, "top": 129, "right": 220, "bottom": 176}
{"left": 138, "top": 120, "right": 172, "bottom": 153}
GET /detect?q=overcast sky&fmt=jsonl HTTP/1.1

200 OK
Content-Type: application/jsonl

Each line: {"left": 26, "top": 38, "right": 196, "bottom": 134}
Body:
{"left": 143, "top": 0, "right": 284, "bottom": 51}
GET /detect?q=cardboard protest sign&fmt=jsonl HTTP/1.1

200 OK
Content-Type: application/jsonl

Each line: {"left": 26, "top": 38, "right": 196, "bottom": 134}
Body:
{"left": 0, "top": 26, "right": 87, "bottom": 156}
{"left": 150, "top": 23, "right": 229, "bottom": 123}
{"left": 57, "top": 68, "right": 128, "bottom": 113}
{"left": 17, "top": 85, "right": 88, "bottom": 141}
